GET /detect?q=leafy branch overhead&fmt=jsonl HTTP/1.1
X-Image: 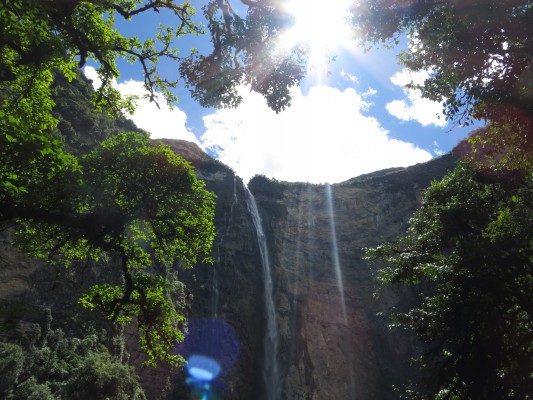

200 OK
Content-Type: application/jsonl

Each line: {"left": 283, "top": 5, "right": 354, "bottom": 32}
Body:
{"left": 0, "top": 0, "right": 307, "bottom": 114}
{"left": 351, "top": 0, "right": 533, "bottom": 169}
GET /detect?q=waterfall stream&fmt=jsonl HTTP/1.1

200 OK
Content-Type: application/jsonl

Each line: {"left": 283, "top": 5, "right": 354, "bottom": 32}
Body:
{"left": 244, "top": 187, "right": 282, "bottom": 400}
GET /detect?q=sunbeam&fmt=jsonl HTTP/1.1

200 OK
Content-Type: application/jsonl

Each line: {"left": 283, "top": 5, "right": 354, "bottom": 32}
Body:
{"left": 325, "top": 183, "right": 347, "bottom": 323}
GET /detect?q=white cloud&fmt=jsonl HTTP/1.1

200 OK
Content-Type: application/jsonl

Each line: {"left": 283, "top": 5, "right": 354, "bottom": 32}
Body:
{"left": 201, "top": 85, "right": 432, "bottom": 184}
{"left": 386, "top": 69, "right": 446, "bottom": 127}
{"left": 340, "top": 69, "right": 359, "bottom": 85}
{"left": 433, "top": 140, "right": 445, "bottom": 156}
{"left": 83, "top": 66, "right": 201, "bottom": 146}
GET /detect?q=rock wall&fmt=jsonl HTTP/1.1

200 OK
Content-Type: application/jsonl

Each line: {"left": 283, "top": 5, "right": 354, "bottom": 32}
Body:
{"left": 179, "top": 150, "right": 457, "bottom": 399}
{"left": 243, "top": 154, "right": 456, "bottom": 399}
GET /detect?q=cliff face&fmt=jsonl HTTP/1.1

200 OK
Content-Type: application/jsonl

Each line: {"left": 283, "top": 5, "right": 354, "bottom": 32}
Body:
{"left": 246, "top": 156, "right": 456, "bottom": 399}
{"left": 0, "top": 136, "right": 457, "bottom": 399}
{"left": 180, "top": 160, "right": 266, "bottom": 399}
{"left": 179, "top": 149, "right": 457, "bottom": 399}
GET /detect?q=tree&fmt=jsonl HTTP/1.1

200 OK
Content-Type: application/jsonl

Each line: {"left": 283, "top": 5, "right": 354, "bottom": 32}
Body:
{"left": 14, "top": 131, "right": 216, "bottom": 365}
{"left": 351, "top": 0, "right": 533, "bottom": 169}
{"left": 366, "top": 163, "right": 533, "bottom": 399}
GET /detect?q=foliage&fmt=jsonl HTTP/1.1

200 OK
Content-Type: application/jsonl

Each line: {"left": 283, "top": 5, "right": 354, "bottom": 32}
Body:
{"left": 366, "top": 163, "right": 533, "bottom": 399}
{"left": 13, "top": 131, "right": 215, "bottom": 365}
{"left": 249, "top": 174, "right": 285, "bottom": 193}
{"left": 0, "top": 311, "right": 145, "bottom": 400}
{"left": 0, "top": 342, "right": 24, "bottom": 397}
{"left": 50, "top": 72, "right": 141, "bottom": 155}
{"left": 351, "top": 0, "right": 533, "bottom": 169}
{"left": 180, "top": 0, "right": 308, "bottom": 112}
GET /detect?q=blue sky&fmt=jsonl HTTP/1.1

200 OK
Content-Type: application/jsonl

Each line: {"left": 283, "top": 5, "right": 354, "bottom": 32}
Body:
{"left": 85, "top": 1, "right": 478, "bottom": 183}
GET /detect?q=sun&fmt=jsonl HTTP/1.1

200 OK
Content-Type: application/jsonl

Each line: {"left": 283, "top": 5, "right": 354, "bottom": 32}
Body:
{"left": 280, "top": 0, "right": 353, "bottom": 69}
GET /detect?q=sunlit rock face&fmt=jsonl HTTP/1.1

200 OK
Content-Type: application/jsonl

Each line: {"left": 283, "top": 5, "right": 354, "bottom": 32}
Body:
{"left": 180, "top": 145, "right": 457, "bottom": 400}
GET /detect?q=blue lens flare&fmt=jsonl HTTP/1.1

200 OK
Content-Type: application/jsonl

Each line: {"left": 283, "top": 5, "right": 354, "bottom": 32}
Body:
{"left": 177, "top": 319, "right": 239, "bottom": 399}
{"left": 187, "top": 355, "right": 221, "bottom": 381}
{"left": 176, "top": 318, "right": 240, "bottom": 379}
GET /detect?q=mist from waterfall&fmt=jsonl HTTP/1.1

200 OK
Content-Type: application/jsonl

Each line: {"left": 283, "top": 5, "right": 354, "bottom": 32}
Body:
{"left": 244, "top": 186, "right": 282, "bottom": 400}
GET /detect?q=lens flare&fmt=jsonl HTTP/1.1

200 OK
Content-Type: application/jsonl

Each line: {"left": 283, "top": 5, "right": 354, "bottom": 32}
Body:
{"left": 187, "top": 355, "right": 222, "bottom": 382}
{"left": 280, "top": 0, "right": 353, "bottom": 70}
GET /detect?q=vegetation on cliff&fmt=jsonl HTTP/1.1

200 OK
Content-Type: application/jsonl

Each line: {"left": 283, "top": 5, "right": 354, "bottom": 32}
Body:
{"left": 0, "top": 310, "right": 146, "bottom": 400}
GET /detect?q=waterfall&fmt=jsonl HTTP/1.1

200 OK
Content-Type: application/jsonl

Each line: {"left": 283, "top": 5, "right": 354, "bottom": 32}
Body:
{"left": 244, "top": 186, "right": 281, "bottom": 400}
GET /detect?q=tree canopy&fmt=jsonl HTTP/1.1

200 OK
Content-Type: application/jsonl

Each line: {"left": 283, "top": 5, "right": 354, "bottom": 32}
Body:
{"left": 366, "top": 164, "right": 533, "bottom": 398}
{"left": 11, "top": 131, "right": 216, "bottom": 365}
{"left": 351, "top": 0, "right": 533, "bottom": 170}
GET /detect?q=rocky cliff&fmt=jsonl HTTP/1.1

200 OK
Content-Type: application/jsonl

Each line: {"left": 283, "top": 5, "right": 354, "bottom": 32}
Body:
{"left": 175, "top": 146, "right": 457, "bottom": 399}
{"left": 0, "top": 137, "right": 457, "bottom": 399}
